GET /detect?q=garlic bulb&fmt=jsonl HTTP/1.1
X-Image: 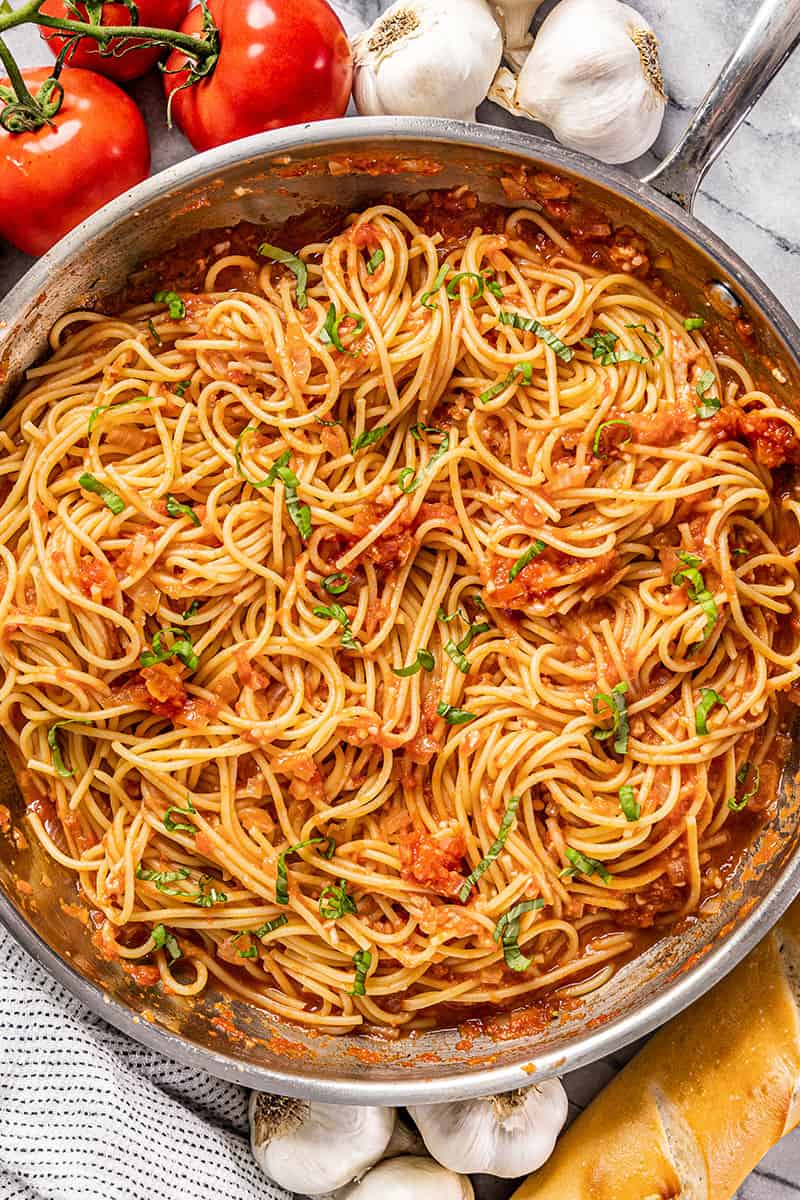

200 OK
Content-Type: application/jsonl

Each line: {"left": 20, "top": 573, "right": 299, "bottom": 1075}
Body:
{"left": 249, "top": 1094, "right": 396, "bottom": 1195}
{"left": 489, "top": 1, "right": 546, "bottom": 69}
{"left": 409, "top": 1080, "right": 568, "bottom": 1178}
{"left": 489, "top": 0, "right": 666, "bottom": 164}
{"left": 340, "top": 1156, "right": 474, "bottom": 1200}
{"left": 352, "top": 0, "right": 503, "bottom": 123}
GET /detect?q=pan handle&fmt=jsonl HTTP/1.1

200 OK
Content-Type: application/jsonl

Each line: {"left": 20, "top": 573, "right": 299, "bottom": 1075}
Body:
{"left": 643, "top": 0, "right": 800, "bottom": 210}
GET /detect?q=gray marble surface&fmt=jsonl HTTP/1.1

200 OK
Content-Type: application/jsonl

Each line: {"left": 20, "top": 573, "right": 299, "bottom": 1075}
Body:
{"left": 0, "top": 1, "right": 798, "bottom": 1196}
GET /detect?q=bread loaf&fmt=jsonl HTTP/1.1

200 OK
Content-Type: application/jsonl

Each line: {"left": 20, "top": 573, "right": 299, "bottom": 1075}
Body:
{"left": 513, "top": 899, "right": 800, "bottom": 1199}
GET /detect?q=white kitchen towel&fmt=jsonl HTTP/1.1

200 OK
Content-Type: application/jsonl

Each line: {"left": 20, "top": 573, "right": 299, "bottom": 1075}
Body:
{"left": 0, "top": 928, "right": 288, "bottom": 1200}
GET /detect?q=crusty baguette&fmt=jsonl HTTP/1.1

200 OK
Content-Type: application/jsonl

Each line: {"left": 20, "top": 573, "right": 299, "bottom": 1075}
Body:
{"left": 513, "top": 898, "right": 800, "bottom": 1200}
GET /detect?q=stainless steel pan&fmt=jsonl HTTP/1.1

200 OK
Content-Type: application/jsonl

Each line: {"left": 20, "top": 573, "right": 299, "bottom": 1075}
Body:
{"left": 0, "top": 0, "right": 799, "bottom": 1105}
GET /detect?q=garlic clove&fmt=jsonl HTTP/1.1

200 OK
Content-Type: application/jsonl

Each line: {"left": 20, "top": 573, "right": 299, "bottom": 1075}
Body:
{"left": 409, "top": 1079, "right": 568, "bottom": 1179}
{"left": 339, "top": 1155, "right": 474, "bottom": 1200}
{"left": 249, "top": 1093, "right": 396, "bottom": 1196}
{"left": 489, "top": 1, "right": 547, "bottom": 70}
{"left": 488, "top": 0, "right": 666, "bottom": 164}
{"left": 352, "top": 0, "right": 503, "bottom": 123}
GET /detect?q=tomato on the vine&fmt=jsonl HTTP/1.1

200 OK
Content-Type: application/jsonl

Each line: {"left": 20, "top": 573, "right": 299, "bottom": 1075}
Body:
{"left": 163, "top": 0, "right": 353, "bottom": 152}
{"left": 39, "top": 1, "right": 191, "bottom": 83}
{"left": 0, "top": 67, "right": 150, "bottom": 257}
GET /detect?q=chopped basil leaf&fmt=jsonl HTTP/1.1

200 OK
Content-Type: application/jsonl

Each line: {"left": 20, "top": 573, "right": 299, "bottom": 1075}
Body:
{"left": 366, "top": 247, "right": 385, "bottom": 275}
{"left": 695, "top": 370, "right": 720, "bottom": 418}
{"left": 351, "top": 425, "right": 388, "bottom": 454}
{"left": 253, "top": 914, "right": 289, "bottom": 938}
{"left": 673, "top": 550, "right": 718, "bottom": 643}
{"left": 593, "top": 419, "right": 633, "bottom": 460}
{"left": 166, "top": 494, "right": 201, "bottom": 527}
{"left": 136, "top": 865, "right": 190, "bottom": 896}
{"left": 444, "top": 619, "right": 490, "bottom": 675}
{"left": 319, "top": 304, "right": 365, "bottom": 353}
{"left": 618, "top": 784, "right": 640, "bottom": 821}
{"left": 163, "top": 797, "right": 196, "bottom": 835}
{"left": 313, "top": 603, "right": 360, "bottom": 652}
{"left": 234, "top": 430, "right": 312, "bottom": 540}
{"left": 728, "top": 761, "right": 760, "bottom": 812}
{"left": 624, "top": 322, "right": 664, "bottom": 356}
{"left": 393, "top": 648, "right": 435, "bottom": 677}
{"left": 147, "top": 319, "right": 161, "bottom": 345}
{"left": 684, "top": 317, "right": 705, "bottom": 331}
{"left": 140, "top": 626, "right": 199, "bottom": 672}
{"left": 499, "top": 310, "right": 574, "bottom": 362}
{"left": 47, "top": 720, "right": 76, "bottom": 778}
{"left": 181, "top": 599, "right": 201, "bottom": 621}
{"left": 485, "top": 275, "right": 505, "bottom": 299}
{"left": 153, "top": 290, "right": 186, "bottom": 320}
{"left": 592, "top": 681, "right": 630, "bottom": 754}
{"left": 78, "top": 473, "right": 125, "bottom": 515}
{"left": 314, "top": 416, "right": 341, "bottom": 427}
{"left": 258, "top": 243, "right": 308, "bottom": 309}
{"left": 695, "top": 687, "right": 727, "bottom": 735}
{"left": 319, "top": 879, "right": 357, "bottom": 920}
{"left": 410, "top": 422, "right": 442, "bottom": 441}
{"left": 479, "top": 362, "right": 533, "bottom": 405}
{"left": 446, "top": 271, "right": 485, "bottom": 303}
{"left": 420, "top": 264, "right": 452, "bottom": 309}
{"left": 437, "top": 702, "right": 476, "bottom": 726}
{"left": 238, "top": 945, "right": 258, "bottom": 959}
{"left": 493, "top": 898, "right": 544, "bottom": 972}
{"left": 322, "top": 572, "right": 350, "bottom": 595}
{"left": 175, "top": 381, "right": 189, "bottom": 397}
{"left": 87, "top": 395, "right": 146, "bottom": 436}
{"left": 276, "top": 836, "right": 336, "bottom": 905}
{"left": 560, "top": 846, "right": 611, "bottom": 884}
{"left": 582, "top": 330, "right": 647, "bottom": 366}
{"left": 152, "top": 923, "right": 181, "bottom": 962}
{"left": 194, "top": 879, "right": 227, "bottom": 907}
{"left": 398, "top": 431, "right": 450, "bottom": 494}
{"left": 508, "top": 539, "right": 546, "bottom": 583}
{"left": 459, "top": 796, "right": 519, "bottom": 901}
{"left": 351, "top": 948, "right": 372, "bottom": 995}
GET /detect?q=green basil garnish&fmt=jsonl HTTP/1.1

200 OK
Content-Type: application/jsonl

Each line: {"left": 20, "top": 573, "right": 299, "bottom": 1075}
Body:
{"left": 322, "top": 572, "right": 350, "bottom": 595}
{"left": 479, "top": 362, "right": 532, "bottom": 405}
{"left": 624, "top": 322, "right": 664, "bottom": 356}
{"left": 78, "top": 473, "right": 125, "bottom": 515}
{"left": 499, "top": 310, "right": 574, "bottom": 362}
{"left": 444, "top": 620, "right": 490, "bottom": 676}
{"left": 153, "top": 290, "right": 186, "bottom": 320}
{"left": 163, "top": 797, "right": 197, "bottom": 834}
{"left": 351, "top": 425, "right": 389, "bottom": 454}
{"left": 181, "top": 600, "right": 201, "bottom": 621}
{"left": 194, "top": 879, "right": 227, "bottom": 908}
{"left": 87, "top": 395, "right": 146, "bottom": 436}
{"left": 560, "top": 847, "right": 611, "bottom": 884}
{"left": 366, "top": 248, "right": 385, "bottom": 274}
{"left": 320, "top": 304, "right": 365, "bottom": 353}
{"left": 592, "top": 681, "right": 630, "bottom": 754}
{"left": 140, "top": 626, "right": 199, "bottom": 672}
{"left": 398, "top": 431, "right": 450, "bottom": 494}
{"left": 234, "top": 432, "right": 312, "bottom": 540}
{"left": 166, "top": 494, "right": 200, "bottom": 527}
{"left": 695, "top": 687, "right": 727, "bottom": 735}
{"left": 459, "top": 796, "right": 520, "bottom": 902}
{"left": 258, "top": 243, "right": 308, "bottom": 309}
{"left": 136, "top": 866, "right": 190, "bottom": 896}
{"left": 437, "top": 702, "right": 476, "bottom": 726}
{"left": 152, "top": 923, "right": 181, "bottom": 962}
{"left": 276, "top": 837, "right": 336, "bottom": 905}
{"left": 319, "top": 879, "right": 357, "bottom": 920}
{"left": 673, "top": 550, "right": 718, "bottom": 644}
{"left": 313, "top": 603, "right": 360, "bottom": 652}
{"left": 420, "top": 264, "right": 452, "bottom": 309}
{"left": 446, "top": 272, "right": 484, "bottom": 303}
{"left": 508, "top": 540, "right": 546, "bottom": 583}
{"left": 684, "top": 317, "right": 705, "bottom": 331}
{"left": 351, "top": 948, "right": 372, "bottom": 996}
{"left": 253, "top": 915, "right": 289, "bottom": 938}
{"left": 393, "top": 648, "right": 435, "bottom": 677}
{"left": 582, "top": 329, "right": 647, "bottom": 366}
{"left": 695, "top": 370, "right": 720, "bottom": 419}
{"left": 493, "top": 898, "right": 544, "bottom": 972}
{"left": 618, "top": 785, "right": 640, "bottom": 822}
{"left": 728, "top": 761, "right": 760, "bottom": 812}
{"left": 593, "top": 419, "right": 633, "bottom": 460}
{"left": 47, "top": 720, "right": 76, "bottom": 778}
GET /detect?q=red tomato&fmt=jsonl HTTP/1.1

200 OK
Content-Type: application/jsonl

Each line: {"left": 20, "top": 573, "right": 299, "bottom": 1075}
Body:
{"left": 163, "top": 0, "right": 353, "bottom": 152}
{"left": 39, "top": 1, "right": 190, "bottom": 82}
{"left": 0, "top": 67, "right": 150, "bottom": 257}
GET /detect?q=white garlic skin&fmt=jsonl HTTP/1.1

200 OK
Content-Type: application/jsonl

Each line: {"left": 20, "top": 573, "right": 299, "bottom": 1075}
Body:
{"left": 340, "top": 1155, "right": 474, "bottom": 1200}
{"left": 489, "top": 1, "right": 546, "bottom": 69}
{"left": 409, "top": 1079, "right": 568, "bottom": 1178}
{"left": 249, "top": 1094, "right": 396, "bottom": 1195}
{"left": 352, "top": 0, "right": 503, "bottom": 123}
{"left": 490, "top": 0, "right": 666, "bottom": 164}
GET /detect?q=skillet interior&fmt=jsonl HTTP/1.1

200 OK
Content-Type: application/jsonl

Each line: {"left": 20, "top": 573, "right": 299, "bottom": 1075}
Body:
{"left": 0, "top": 119, "right": 799, "bottom": 1103}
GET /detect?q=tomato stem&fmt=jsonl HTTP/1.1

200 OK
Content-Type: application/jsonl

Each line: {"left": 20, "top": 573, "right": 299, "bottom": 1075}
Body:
{"left": 0, "top": 35, "right": 36, "bottom": 107}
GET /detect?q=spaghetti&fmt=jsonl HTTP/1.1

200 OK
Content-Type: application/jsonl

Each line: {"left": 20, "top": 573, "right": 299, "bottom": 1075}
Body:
{"left": 2, "top": 195, "right": 799, "bottom": 1033}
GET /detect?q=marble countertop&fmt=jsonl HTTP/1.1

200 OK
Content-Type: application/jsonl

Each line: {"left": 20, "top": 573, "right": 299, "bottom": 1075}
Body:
{"left": 1, "top": 2, "right": 799, "bottom": 1197}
